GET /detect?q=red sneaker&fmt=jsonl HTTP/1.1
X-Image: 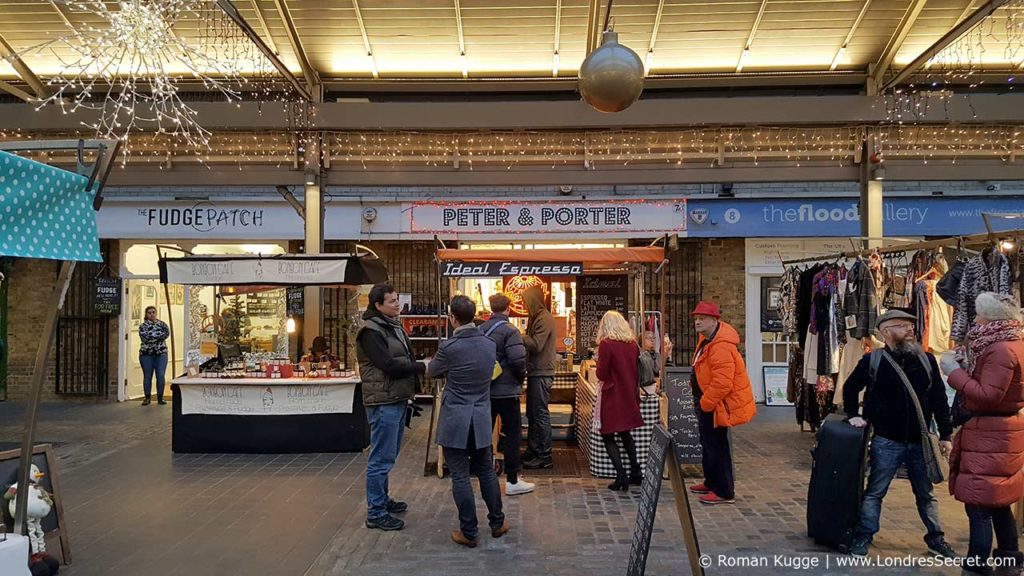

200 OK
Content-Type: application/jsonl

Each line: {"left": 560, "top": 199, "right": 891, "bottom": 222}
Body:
{"left": 699, "top": 493, "right": 736, "bottom": 505}
{"left": 689, "top": 483, "right": 712, "bottom": 494}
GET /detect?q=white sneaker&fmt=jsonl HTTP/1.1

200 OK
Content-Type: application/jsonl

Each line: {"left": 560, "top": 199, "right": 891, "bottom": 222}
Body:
{"left": 506, "top": 479, "right": 536, "bottom": 496}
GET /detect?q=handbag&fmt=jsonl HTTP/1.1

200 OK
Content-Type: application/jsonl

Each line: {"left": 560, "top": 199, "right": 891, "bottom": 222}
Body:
{"left": 882, "top": 351, "right": 948, "bottom": 484}
{"left": 935, "top": 260, "right": 965, "bottom": 307}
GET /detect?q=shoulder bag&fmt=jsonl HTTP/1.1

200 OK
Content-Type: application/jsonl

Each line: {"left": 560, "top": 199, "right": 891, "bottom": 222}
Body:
{"left": 881, "top": 350, "right": 948, "bottom": 484}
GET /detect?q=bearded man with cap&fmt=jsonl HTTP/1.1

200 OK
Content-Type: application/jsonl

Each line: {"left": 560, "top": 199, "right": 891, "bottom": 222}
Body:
{"left": 688, "top": 301, "right": 756, "bottom": 505}
{"left": 843, "top": 309, "right": 957, "bottom": 559}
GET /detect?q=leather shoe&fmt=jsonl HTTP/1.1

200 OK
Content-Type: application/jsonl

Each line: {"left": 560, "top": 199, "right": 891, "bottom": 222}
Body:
{"left": 386, "top": 499, "right": 408, "bottom": 514}
{"left": 491, "top": 520, "right": 510, "bottom": 538}
{"left": 451, "top": 530, "right": 477, "bottom": 548}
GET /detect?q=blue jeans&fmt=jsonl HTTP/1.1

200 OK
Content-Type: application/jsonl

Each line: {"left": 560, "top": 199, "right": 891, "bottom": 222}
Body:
{"left": 140, "top": 353, "right": 168, "bottom": 399}
{"left": 365, "top": 402, "right": 407, "bottom": 520}
{"left": 855, "top": 435, "right": 944, "bottom": 545}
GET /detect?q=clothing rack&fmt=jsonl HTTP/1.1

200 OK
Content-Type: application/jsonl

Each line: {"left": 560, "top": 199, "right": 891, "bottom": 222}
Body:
{"left": 781, "top": 229, "right": 1024, "bottom": 267}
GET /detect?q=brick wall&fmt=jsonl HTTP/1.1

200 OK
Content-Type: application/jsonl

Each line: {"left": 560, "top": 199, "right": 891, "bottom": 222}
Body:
{"left": 5, "top": 258, "right": 62, "bottom": 401}
{"left": 701, "top": 239, "right": 747, "bottom": 354}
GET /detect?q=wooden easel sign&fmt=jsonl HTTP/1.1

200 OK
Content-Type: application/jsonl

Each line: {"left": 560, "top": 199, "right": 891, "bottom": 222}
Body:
{"left": 626, "top": 424, "right": 704, "bottom": 576}
{"left": 0, "top": 444, "right": 71, "bottom": 565}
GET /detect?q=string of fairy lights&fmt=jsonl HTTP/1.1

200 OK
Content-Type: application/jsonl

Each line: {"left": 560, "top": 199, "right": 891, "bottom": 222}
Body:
{"left": 3, "top": 126, "right": 1024, "bottom": 169}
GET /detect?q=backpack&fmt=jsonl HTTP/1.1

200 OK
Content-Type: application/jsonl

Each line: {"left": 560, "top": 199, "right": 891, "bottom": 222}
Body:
{"left": 484, "top": 320, "right": 507, "bottom": 381}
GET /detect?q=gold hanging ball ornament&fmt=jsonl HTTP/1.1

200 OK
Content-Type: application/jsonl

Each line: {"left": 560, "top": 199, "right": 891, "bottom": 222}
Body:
{"left": 578, "top": 30, "right": 645, "bottom": 113}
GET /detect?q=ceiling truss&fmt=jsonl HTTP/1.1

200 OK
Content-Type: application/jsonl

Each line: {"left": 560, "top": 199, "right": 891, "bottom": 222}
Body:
{"left": 271, "top": 0, "right": 320, "bottom": 93}
{"left": 869, "top": 0, "right": 929, "bottom": 91}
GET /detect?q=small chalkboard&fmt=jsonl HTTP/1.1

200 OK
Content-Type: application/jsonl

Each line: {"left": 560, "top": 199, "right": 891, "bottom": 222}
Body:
{"left": 626, "top": 425, "right": 671, "bottom": 576}
{"left": 92, "top": 277, "right": 121, "bottom": 315}
{"left": 0, "top": 444, "right": 71, "bottom": 565}
{"left": 664, "top": 366, "right": 702, "bottom": 465}
{"left": 575, "top": 274, "right": 628, "bottom": 357}
{"left": 286, "top": 286, "right": 304, "bottom": 316}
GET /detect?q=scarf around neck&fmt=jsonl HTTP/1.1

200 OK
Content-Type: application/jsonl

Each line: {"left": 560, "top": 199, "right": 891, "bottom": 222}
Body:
{"left": 966, "top": 319, "right": 1023, "bottom": 372}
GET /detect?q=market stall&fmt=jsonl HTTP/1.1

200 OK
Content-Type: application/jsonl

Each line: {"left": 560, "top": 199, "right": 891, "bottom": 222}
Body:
{"left": 159, "top": 253, "right": 388, "bottom": 454}
{"left": 429, "top": 244, "right": 669, "bottom": 478}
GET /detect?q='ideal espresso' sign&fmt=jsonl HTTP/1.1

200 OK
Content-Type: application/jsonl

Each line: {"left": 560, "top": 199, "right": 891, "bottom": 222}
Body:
{"left": 441, "top": 261, "right": 583, "bottom": 277}
{"left": 410, "top": 200, "right": 686, "bottom": 235}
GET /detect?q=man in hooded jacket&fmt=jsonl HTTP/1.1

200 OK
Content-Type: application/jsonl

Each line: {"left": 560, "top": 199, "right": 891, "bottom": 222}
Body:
{"left": 356, "top": 283, "right": 426, "bottom": 531}
{"left": 521, "top": 286, "right": 557, "bottom": 469}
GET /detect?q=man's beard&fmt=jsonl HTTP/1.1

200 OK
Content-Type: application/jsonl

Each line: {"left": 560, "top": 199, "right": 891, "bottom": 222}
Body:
{"left": 891, "top": 337, "right": 922, "bottom": 357}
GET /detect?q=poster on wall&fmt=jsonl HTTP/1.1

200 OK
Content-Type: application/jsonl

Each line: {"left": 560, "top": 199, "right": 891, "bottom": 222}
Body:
{"left": 760, "top": 276, "right": 783, "bottom": 332}
{"left": 93, "top": 277, "right": 122, "bottom": 315}
{"left": 575, "top": 275, "right": 629, "bottom": 357}
{"left": 763, "top": 366, "right": 793, "bottom": 406}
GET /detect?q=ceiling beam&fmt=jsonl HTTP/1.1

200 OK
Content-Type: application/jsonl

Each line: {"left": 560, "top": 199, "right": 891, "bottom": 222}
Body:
{"left": 881, "top": 0, "right": 1011, "bottom": 92}
{"left": 215, "top": 0, "right": 312, "bottom": 101}
{"left": 48, "top": 0, "right": 75, "bottom": 31}
{"left": 646, "top": 0, "right": 666, "bottom": 75}
{"left": 453, "top": 0, "right": 467, "bottom": 78}
{"left": 737, "top": 0, "right": 770, "bottom": 73}
{"left": 271, "top": 0, "right": 321, "bottom": 92}
{"left": 830, "top": 0, "right": 873, "bottom": 71}
{"left": 0, "top": 80, "right": 33, "bottom": 102}
{"left": 6, "top": 93, "right": 1024, "bottom": 131}
{"left": 249, "top": 0, "right": 281, "bottom": 55}
{"left": 0, "top": 33, "right": 48, "bottom": 99}
{"left": 585, "top": 0, "right": 602, "bottom": 55}
{"left": 553, "top": 0, "right": 562, "bottom": 77}
{"left": 869, "top": 0, "right": 929, "bottom": 91}
{"left": 351, "top": 0, "right": 379, "bottom": 79}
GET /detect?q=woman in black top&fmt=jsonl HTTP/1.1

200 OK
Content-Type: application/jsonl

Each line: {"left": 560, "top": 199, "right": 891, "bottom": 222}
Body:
{"left": 139, "top": 306, "right": 170, "bottom": 406}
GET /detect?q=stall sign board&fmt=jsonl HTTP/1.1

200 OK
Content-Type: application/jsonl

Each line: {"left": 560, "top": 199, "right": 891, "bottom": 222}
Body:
{"left": 575, "top": 275, "right": 628, "bottom": 357}
{"left": 92, "top": 277, "right": 121, "bottom": 315}
{"left": 286, "top": 286, "right": 304, "bottom": 316}
{"left": 179, "top": 383, "right": 356, "bottom": 415}
{"left": 0, "top": 444, "right": 71, "bottom": 565}
{"left": 441, "top": 261, "right": 583, "bottom": 277}
{"left": 625, "top": 425, "right": 704, "bottom": 576}
{"left": 764, "top": 365, "right": 794, "bottom": 406}
{"left": 664, "top": 367, "right": 702, "bottom": 465}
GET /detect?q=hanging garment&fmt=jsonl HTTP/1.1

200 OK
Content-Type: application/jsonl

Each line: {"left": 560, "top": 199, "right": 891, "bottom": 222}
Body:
{"left": 844, "top": 260, "right": 880, "bottom": 340}
{"left": 951, "top": 251, "right": 1013, "bottom": 343}
{"left": 797, "top": 264, "right": 825, "bottom": 347}
{"left": 926, "top": 280, "right": 953, "bottom": 353}
{"left": 779, "top": 267, "right": 801, "bottom": 339}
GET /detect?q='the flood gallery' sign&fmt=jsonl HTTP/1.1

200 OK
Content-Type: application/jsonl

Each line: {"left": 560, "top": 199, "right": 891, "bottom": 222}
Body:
{"left": 409, "top": 200, "right": 687, "bottom": 235}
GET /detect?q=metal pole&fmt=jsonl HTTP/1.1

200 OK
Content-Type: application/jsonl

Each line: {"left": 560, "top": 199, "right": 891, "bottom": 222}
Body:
{"left": 14, "top": 260, "right": 75, "bottom": 533}
{"left": 156, "top": 246, "right": 177, "bottom": 380}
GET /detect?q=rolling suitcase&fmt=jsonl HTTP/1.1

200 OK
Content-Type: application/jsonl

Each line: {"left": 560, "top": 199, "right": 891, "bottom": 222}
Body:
{"left": 807, "top": 413, "right": 871, "bottom": 552}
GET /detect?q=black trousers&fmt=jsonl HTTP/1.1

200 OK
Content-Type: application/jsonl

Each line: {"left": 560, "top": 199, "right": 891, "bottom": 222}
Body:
{"left": 697, "top": 407, "right": 734, "bottom": 499}
{"left": 491, "top": 397, "right": 522, "bottom": 484}
{"left": 965, "top": 504, "right": 1020, "bottom": 566}
{"left": 442, "top": 426, "right": 505, "bottom": 541}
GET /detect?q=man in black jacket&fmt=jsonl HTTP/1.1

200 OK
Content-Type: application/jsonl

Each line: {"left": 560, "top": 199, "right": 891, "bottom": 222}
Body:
{"left": 356, "top": 284, "right": 426, "bottom": 532}
{"left": 843, "top": 310, "right": 956, "bottom": 558}
{"left": 479, "top": 293, "right": 534, "bottom": 496}
{"left": 522, "top": 286, "right": 556, "bottom": 469}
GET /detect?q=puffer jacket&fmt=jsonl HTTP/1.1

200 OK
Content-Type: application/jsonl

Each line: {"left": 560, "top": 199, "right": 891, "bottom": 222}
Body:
{"left": 947, "top": 339, "right": 1024, "bottom": 507}
{"left": 479, "top": 313, "right": 527, "bottom": 399}
{"left": 691, "top": 321, "right": 757, "bottom": 428}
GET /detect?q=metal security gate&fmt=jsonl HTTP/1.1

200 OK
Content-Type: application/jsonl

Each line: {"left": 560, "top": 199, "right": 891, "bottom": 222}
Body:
{"left": 640, "top": 240, "right": 703, "bottom": 365}
{"left": 56, "top": 260, "right": 110, "bottom": 396}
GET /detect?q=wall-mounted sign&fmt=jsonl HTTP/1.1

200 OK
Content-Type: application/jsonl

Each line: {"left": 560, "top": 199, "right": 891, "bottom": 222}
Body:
{"left": 286, "top": 286, "right": 305, "bottom": 316}
{"left": 96, "top": 201, "right": 305, "bottom": 239}
{"left": 93, "top": 277, "right": 122, "bottom": 315}
{"left": 409, "top": 199, "right": 686, "bottom": 235}
{"left": 441, "top": 261, "right": 583, "bottom": 277}
{"left": 161, "top": 255, "right": 349, "bottom": 286}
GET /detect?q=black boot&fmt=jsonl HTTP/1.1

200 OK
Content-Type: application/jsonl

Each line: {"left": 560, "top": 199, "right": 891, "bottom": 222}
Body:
{"left": 992, "top": 550, "right": 1023, "bottom": 576}
{"left": 141, "top": 396, "right": 151, "bottom": 406}
{"left": 621, "top": 432, "right": 642, "bottom": 485}
{"left": 603, "top": 434, "right": 630, "bottom": 492}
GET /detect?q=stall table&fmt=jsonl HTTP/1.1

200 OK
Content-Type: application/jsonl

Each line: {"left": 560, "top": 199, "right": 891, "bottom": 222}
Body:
{"left": 576, "top": 374, "right": 661, "bottom": 478}
{"left": 171, "top": 377, "right": 368, "bottom": 454}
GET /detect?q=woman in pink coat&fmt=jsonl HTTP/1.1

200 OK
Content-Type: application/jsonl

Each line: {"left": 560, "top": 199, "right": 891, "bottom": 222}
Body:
{"left": 940, "top": 292, "right": 1024, "bottom": 575}
{"left": 595, "top": 310, "right": 645, "bottom": 492}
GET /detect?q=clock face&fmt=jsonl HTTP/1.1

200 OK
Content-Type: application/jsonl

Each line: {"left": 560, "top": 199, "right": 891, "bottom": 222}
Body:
{"left": 503, "top": 275, "right": 550, "bottom": 317}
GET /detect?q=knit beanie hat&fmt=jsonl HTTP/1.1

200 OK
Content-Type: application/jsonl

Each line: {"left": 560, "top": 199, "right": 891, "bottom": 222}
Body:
{"left": 975, "top": 292, "right": 1023, "bottom": 322}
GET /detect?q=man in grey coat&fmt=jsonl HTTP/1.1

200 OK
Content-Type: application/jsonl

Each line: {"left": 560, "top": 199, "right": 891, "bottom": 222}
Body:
{"left": 479, "top": 293, "right": 535, "bottom": 496}
{"left": 428, "top": 295, "right": 509, "bottom": 547}
{"left": 522, "top": 285, "right": 556, "bottom": 469}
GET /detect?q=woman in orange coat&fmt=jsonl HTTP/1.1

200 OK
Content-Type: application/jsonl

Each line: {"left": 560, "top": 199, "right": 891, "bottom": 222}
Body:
{"left": 940, "top": 292, "right": 1024, "bottom": 574}
{"left": 595, "top": 310, "right": 645, "bottom": 492}
{"left": 689, "top": 301, "right": 756, "bottom": 505}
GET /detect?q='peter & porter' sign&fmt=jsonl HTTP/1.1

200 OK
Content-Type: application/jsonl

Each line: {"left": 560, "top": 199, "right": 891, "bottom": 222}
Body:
{"left": 409, "top": 200, "right": 686, "bottom": 234}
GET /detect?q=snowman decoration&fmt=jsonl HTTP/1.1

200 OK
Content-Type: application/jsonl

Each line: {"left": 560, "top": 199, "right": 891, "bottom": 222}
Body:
{"left": 4, "top": 464, "right": 53, "bottom": 555}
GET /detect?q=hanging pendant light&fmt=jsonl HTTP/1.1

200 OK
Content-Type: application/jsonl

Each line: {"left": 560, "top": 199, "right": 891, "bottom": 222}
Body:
{"left": 578, "top": 28, "right": 645, "bottom": 113}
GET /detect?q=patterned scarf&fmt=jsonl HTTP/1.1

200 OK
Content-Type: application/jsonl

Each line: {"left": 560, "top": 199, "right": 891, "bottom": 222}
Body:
{"left": 965, "top": 319, "right": 1024, "bottom": 373}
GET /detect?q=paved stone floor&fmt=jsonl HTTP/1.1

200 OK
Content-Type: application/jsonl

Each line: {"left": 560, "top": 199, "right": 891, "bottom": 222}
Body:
{"left": 0, "top": 401, "right": 1011, "bottom": 576}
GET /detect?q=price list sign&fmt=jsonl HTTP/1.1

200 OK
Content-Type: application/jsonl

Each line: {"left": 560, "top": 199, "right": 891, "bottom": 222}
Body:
{"left": 575, "top": 274, "right": 628, "bottom": 357}
{"left": 664, "top": 366, "right": 702, "bottom": 465}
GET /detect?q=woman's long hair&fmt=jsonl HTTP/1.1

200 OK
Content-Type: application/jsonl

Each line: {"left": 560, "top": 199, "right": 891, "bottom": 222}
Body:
{"left": 596, "top": 310, "right": 635, "bottom": 344}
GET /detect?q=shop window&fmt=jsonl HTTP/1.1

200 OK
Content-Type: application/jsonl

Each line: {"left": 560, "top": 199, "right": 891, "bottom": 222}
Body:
{"left": 125, "top": 244, "right": 184, "bottom": 276}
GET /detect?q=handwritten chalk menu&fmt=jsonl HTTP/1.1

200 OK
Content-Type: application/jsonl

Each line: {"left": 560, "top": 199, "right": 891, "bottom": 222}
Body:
{"left": 665, "top": 366, "right": 702, "bottom": 465}
{"left": 626, "top": 425, "right": 671, "bottom": 576}
{"left": 93, "top": 277, "right": 121, "bottom": 315}
{"left": 575, "top": 274, "right": 628, "bottom": 357}
{"left": 286, "top": 286, "right": 304, "bottom": 316}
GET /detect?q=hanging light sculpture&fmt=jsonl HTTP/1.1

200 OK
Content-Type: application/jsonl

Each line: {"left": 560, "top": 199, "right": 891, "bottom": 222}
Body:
{"left": 578, "top": 0, "right": 645, "bottom": 113}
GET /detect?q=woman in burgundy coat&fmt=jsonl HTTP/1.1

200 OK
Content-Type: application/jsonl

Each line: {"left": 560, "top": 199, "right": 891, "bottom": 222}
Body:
{"left": 940, "top": 292, "right": 1024, "bottom": 574}
{"left": 595, "top": 310, "right": 645, "bottom": 492}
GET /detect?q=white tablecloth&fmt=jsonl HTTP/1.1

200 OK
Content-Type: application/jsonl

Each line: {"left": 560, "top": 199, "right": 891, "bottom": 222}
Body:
{"left": 0, "top": 535, "right": 31, "bottom": 576}
{"left": 173, "top": 378, "right": 359, "bottom": 416}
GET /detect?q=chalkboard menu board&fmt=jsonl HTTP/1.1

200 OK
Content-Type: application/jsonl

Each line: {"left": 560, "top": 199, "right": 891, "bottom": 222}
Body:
{"left": 0, "top": 444, "right": 71, "bottom": 564}
{"left": 286, "top": 286, "right": 304, "bottom": 316}
{"left": 664, "top": 366, "right": 702, "bottom": 465}
{"left": 575, "top": 274, "right": 628, "bottom": 357}
{"left": 626, "top": 425, "right": 671, "bottom": 576}
{"left": 92, "top": 277, "right": 121, "bottom": 315}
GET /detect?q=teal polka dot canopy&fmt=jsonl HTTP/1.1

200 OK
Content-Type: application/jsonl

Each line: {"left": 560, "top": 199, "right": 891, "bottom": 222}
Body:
{"left": 0, "top": 150, "right": 102, "bottom": 262}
